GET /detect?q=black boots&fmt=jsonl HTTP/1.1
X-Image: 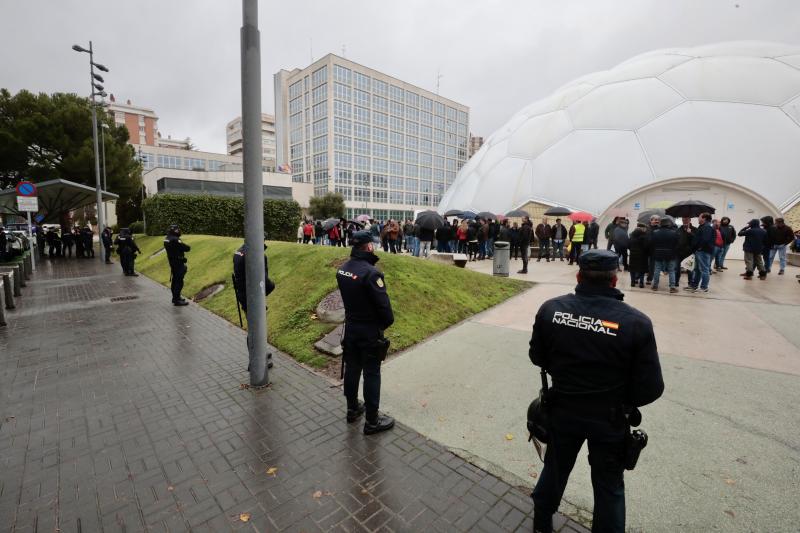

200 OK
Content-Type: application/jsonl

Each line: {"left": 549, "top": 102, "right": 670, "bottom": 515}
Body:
{"left": 533, "top": 509, "right": 552, "bottom": 533}
{"left": 173, "top": 298, "right": 189, "bottom": 306}
{"left": 347, "top": 401, "right": 365, "bottom": 423}
{"left": 364, "top": 415, "right": 395, "bottom": 435}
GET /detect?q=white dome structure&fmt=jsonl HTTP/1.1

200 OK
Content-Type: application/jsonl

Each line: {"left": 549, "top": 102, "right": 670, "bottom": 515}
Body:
{"left": 440, "top": 41, "right": 800, "bottom": 234}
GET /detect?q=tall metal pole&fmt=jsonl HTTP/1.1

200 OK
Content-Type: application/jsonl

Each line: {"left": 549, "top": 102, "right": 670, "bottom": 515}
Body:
{"left": 242, "top": 0, "right": 268, "bottom": 386}
{"left": 100, "top": 121, "right": 108, "bottom": 224}
{"left": 88, "top": 41, "right": 106, "bottom": 263}
{"left": 139, "top": 146, "right": 147, "bottom": 234}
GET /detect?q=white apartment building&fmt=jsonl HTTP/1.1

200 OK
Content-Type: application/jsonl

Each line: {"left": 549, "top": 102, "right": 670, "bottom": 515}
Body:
{"left": 226, "top": 113, "right": 277, "bottom": 170}
{"left": 274, "top": 54, "right": 470, "bottom": 221}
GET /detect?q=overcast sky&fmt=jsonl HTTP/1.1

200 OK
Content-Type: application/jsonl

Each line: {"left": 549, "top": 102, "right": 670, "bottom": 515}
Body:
{"left": 1, "top": 0, "right": 797, "bottom": 154}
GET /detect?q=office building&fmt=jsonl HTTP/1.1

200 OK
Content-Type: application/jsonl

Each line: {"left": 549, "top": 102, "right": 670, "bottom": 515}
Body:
{"left": 226, "top": 114, "right": 277, "bottom": 170}
{"left": 468, "top": 134, "right": 484, "bottom": 158}
{"left": 107, "top": 96, "right": 159, "bottom": 146}
{"left": 274, "top": 54, "right": 470, "bottom": 221}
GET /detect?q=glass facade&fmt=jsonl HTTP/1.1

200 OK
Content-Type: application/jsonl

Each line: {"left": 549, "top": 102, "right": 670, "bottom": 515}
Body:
{"left": 285, "top": 59, "right": 469, "bottom": 212}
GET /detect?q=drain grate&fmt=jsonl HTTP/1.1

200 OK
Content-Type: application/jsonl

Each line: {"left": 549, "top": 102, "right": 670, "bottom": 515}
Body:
{"left": 110, "top": 295, "right": 140, "bottom": 303}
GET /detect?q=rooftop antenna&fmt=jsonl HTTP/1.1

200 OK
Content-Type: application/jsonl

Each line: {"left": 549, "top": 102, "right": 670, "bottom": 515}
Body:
{"left": 310, "top": 38, "right": 313, "bottom": 63}
{"left": 436, "top": 70, "right": 444, "bottom": 95}
{"left": 342, "top": 44, "right": 346, "bottom": 58}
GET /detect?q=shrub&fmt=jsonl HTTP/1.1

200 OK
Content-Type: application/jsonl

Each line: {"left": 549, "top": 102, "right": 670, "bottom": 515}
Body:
{"left": 142, "top": 194, "right": 301, "bottom": 241}
{"left": 128, "top": 221, "right": 144, "bottom": 234}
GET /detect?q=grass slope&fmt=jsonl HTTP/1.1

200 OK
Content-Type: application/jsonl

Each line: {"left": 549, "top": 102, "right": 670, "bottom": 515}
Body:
{"left": 134, "top": 235, "right": 531, "bottom": 368}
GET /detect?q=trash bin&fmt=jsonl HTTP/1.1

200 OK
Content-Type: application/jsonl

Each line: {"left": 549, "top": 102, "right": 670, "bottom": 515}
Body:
{"left": 493, "top": 241, "right": 510, "bottom": 277}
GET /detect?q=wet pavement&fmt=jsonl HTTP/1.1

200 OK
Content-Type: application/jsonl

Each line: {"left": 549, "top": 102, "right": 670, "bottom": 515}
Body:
{"left": 0, "top": 256, "right": 587, "bottom": 532}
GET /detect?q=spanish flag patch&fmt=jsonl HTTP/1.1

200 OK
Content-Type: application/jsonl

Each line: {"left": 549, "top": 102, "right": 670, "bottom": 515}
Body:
{"left": 600, "top": 320, "right": 619, "bottom": 330}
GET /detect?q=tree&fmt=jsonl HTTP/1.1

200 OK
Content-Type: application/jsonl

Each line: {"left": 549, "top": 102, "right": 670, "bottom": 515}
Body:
{"left": 308, "top": 192, "right": 346, "bottom": 220}
{"left": 0, "top": 89, "right": 142, "bottom": 225}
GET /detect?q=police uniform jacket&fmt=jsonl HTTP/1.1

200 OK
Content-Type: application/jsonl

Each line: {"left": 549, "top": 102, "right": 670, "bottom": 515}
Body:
{"left": 529, "top": 284, "right": 664, "bottom": 408}
{"left": 232, "top": 246, "right": 274, "bottom": 305}
{"left": 337, "top": 249, "right": 394, "bottom": 347}
{"left": 114, "top": 234, "right": 140, "bottom": 255}
{"left": 164, "top": 234, "right": 190, "bottom": 268}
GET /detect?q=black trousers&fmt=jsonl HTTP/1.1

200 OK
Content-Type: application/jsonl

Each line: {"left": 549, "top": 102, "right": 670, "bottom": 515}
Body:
{"left": 521, "top": 243, "right": 530, "bottom": 271}
{"left": 538, "top": 239, "right": 550, "bottom": 260}
{"left": 119, "top": 250, "right": 135, "bottom": 274}
{"left": 532, "top": 407, "right": 627, "bottom": 533}
{"left": 343, "top": 348, "right": 381, "bottom": 421}
{"left": 104, "top": 244, "right": 112, "bottom": 262}
{"left": 170, "top": 263, "right": 187, "bottom": 302}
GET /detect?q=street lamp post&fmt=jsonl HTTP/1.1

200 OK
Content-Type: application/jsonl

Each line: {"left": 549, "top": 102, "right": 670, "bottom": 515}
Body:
{"left": 72, "top": 41, "right": 108, "bottom": 263}
{"left": 101, "top": 121, "right": 109, "bottom": 225}
{"left": 241, "top": 0, "right": 269, "bottom": 387}
{"left": 138, "top": 146, "right": 147, "bottom": 235}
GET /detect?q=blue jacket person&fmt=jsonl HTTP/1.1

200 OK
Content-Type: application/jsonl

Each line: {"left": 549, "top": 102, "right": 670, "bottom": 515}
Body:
{"left": 337, "top": 230, "right": 395, "bottom": 435}
{"left": 528, "top": 249, "right": 664, "bottom": 533}
{"left": 163, "top": 224, "right": 191, "bottom": 306}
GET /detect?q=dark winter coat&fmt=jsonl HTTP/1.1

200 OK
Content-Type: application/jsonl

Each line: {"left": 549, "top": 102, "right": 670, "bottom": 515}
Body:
{"left": 535, "top": 224, "right": 552, "bottom": 241}
{"left": 693, "top": 222, "right": 715, "bottom": 254}
{"left": 649, "top": 226, "right": 679, "bottom": 261}
{"left": 677, "top": 224, "right": 696, "bottom": 260}
{"left": 612, "top": 226, "right": 630, "bottom": 249}
{"left": 739, "top": 220, "right": 767, "bottom": 254}
{"left": 628, "top": 228, "right": 649, "bottom": 272}
{"left": 519, "top": 222, "right": 533, "bottom": 247}
{"left": 761, "top": 216, "right": 778, "bottom": 251}
{"left": 720, "top": 224, "right": 736, "bottom": 245}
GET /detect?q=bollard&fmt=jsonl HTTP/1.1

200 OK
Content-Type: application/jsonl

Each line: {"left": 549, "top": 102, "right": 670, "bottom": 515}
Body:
{"left": 493, "top": 241, "right": 511, "bottom": 277}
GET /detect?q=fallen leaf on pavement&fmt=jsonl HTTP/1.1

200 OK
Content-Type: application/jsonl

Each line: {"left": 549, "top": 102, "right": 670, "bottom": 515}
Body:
{"left": 724, "top": 510, "right": 735, "bottom": 518}
{"left": 239, "top": 513, "right": 251, "bottom": 522}
{"left": 167, "top": 485, "right": 174, "bottom": 491}
{"left": 266, "top": 467, "right": 278, "bottom": 476}
{"left": 724, "top": 478, "right": 736, "bottom": 485}
{"left": 505, "top": 434, "right": 514, "bottom": 441}
{"left": 312, "top": 490, "right": 322, "bottom": 499}
{"left": 239, "top": 384, "right": 250, "bottom": 390}
{"left": 420, "top": 401, "right": 428, "bottom": 408}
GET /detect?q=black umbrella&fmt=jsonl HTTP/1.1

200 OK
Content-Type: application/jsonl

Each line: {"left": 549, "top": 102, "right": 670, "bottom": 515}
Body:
{"left": 637, "top": 208, "right": 665, "bottom": 224}
{"left": 444, "top": 209, "right": 464, "bottom": 217}
{"left": 461, "top": 210, "right": 477, "bottom": 220}
{"left": 505, "top": 209, "right": 530, "bottom": 218}
{"left": 415, "top": 210, "right": 445, "bottom": 230}
{"left": 322, "top": 218, "right": 340, "bottom": 231}
{"left": 544, "top": 206, "right": 572, "bottom": 216}
{"left": 476, "top": 211, "right": 496, "bottom": 221}
{"left": 665, "top": 200, "right": 716, "bottom": 218}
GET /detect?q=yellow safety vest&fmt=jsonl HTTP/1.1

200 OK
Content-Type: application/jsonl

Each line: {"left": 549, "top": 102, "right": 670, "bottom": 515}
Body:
{"left": 572, "top": 223, "right": 585, "bottom": 243}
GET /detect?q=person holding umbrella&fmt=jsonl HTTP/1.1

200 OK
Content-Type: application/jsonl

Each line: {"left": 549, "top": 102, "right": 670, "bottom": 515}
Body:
{"left": 685, "top": 212, "right": 715, "bottom": 293}
{"left": 415, "top": 210, "right": 444, "bottom": 258}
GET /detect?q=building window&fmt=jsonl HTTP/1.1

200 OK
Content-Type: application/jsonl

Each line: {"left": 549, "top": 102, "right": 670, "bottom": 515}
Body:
{"left": 420, "top": 96, "right": 433, "bottom": 112}
{"left": 334, "top": 185, "right": 352, "bottom": 200}
{"left": 406, "top": 150, "right": 419, "bottom": 164}
{"left": 334, "top": 117, "right": 352, "bottom": 135}
{"left": 435, "top": 101, "right": 445, "bottom": 116}
{"left": 373, "top": 174, "right": 388, "bottom": 188}
{"left": 292, "top": 159, "right": 304, "bottom": 173}
{"left": 389, "top": 191, "right": 403, "bottom": 204}
{"left": 354, "top": 71, "right": 371, "bottom": 91}
{"left": 390, "top": 100, "right": 404, "bottom": 117}
{"left": 354, "top": 172, "right": 371, "bottom": 187}
{"left": 420, "top": 125, "right": 432, "bottom": 140}
{"left": 390, "top": 146, "right": 404, "bottom": 161}
{"left": 354, "top": 188, "right": 370, "bottom": 202}
{"left": 354, "top": 155, "right": 370, "bottom": 171}
{"left": 372, "top": 94, "right": 388, "bottom": 112}
{"left": 312, "top": 65, "right": 328, "bottom": 87}
{"left": 389, "top": 162, "right": 403, "bottom": 176}
{"left": 458, "top": 110, "right": 468, "bottom": 124}
{"left": 447, "top": 106, "right": 457, "bottom": 120}
{"left": 373, "top": 189, "right": 387, "bottom": 203}
{"left": 420, "top": 152, "right": 432, "bottom": 166}
{"left": 373, "top": 111, "right": 388, "bottom": 128}
{"left": 354, "top": 106, "right": 370, "bottom": 123}
{"left": 372, "top": 143, "right": 388, "bottom": 158}
{"left": 405, "top": 107, "right": 420, "bottom": 122}
{"left": 313, "top": 118, "right": 328, "bottom": 136}
{"left": 390, "top": 131, "right": 404, "bottom": 147}
{"left": 334, "top": 82, "right": 351, "bottom": 101}
{"left": 354, "top": 90, "right": 370, "bottom": 107}
{"left": 389, "top": 84, "right": 404, "bottom": 101}
{"left": 289, "top": 80, "right": 303, "bottom": 99}
{"left": 406, "top": 164, "right": 419, "bottom": 178}
{"left": 420, "top": 166, "right": 432, "bottom": 179}
{"left": 333, "top": 64, "right": 351, "bottom": 84}
{"left": 290, "top": 143, "right": 304, "bottom": 158}
{"left": 406, "top": 136, "right": 419, "bottom": 150}
{"left": 354, "top": 122, "right": 370, "bottom": 140}
{"left": 289, "top": 96, "right": 303, "bottom": 114}
{"left": 313, "top": 152, "right": 328, "bottom": 169}
{"left": 406, "top": 121, "right": 419, "bottom": 136}
{"left": 406, "top": 192, "right": 419, "bottom": 205}
{"left": 354, "top": 139, "right": 370, "bottom": 155}
{"left": 372, "top": 78, "right": 388, "bottom": 96}
{"left": 334, "top": 100, "right": 352, "bottom": 118}
{"left": 312, "top": 101, "right": 327, "bottom": 119}
{"left": 312, "top": 83, "right": 327, "bottom": 104}
{"left": 434, "top": 155, "right": 444, "bottom": 168}
{"left": 334, "top": 169, "right": 352, "bottom": 184}
{"left": 334, "top": 134, "right": 352, "bottom": 151}
{"left": 372, "top": 127, "right": 388, "bottom": 143}
{"left": 335, "top": 151, "right": 352, "bottom": 168}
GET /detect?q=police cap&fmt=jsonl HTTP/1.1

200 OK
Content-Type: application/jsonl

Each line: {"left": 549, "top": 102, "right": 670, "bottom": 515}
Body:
{"left": 350, "top": 230, "right": 373, "bottom": 247}
{"left": 578, "top": 249, "right": 618, "bottom": 271}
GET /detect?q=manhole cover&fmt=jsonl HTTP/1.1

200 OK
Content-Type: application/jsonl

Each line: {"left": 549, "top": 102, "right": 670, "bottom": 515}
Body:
{"left": 195, "top": 283, "right": 225, "bottom": 302}
{"left": 110, "top": 295, "right": 140, "bottom": 302}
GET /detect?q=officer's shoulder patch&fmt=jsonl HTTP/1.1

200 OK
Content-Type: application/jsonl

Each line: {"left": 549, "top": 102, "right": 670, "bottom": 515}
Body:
{"left": 376, "top": 277, "right": 384, "bottom": 288}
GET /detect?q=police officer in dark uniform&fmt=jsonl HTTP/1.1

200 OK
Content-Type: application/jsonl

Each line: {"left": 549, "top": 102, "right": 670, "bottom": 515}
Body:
{"left": 232, "top": 240, "right": 275, "bottom": 369}
{"left": 114, "top": 228, "right": 140, "bottom": 276}
{"left": 163, "top": 224, "right": 190, "bottom": 306}
{"left": 337, "top": 230, "right": 395, "bottom": 435}
{"left": 528, "top": 249, "right": 664, "bottom": 533}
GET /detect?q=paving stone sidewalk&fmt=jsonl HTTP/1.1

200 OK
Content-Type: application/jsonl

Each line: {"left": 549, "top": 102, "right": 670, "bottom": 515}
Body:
{"left": 0, "top": 257, "right": 586, "bottom": 532}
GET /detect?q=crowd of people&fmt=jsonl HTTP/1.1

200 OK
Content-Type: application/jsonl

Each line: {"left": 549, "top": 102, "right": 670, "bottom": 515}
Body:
{"left": 31, "top": 225, "right": 99, "bottom": 260}
{"left": 604, "top": 213, "right": 798, "bottom": 292}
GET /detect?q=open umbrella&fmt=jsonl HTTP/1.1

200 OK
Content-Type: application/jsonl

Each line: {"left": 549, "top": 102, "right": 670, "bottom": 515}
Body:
{"left": 505, "top": 209, "right": 530, "bottom": 218}
{"left": 665, "top": 200, "right": 716, "bottom": 218}
{"left": 461, "top": 210, "right": 477, "bottom": 220}
{"left": 568, "top": 211, "right": 593, "bottom": 222}
{"left": 495, "top": 214, "right": 507, "bottom": 223}
{"left": 356, "top": 214, "right": 371, "bottom": 223}
{"left": 544, "top": 206, "right": 572, "bottom": 216}
{"left": 415, "top": 210, "right": 445, "bottom": 230}
{"left": 444, "top": 209, "right": 464, "bottom": 217}
{"left": 637, "top": 208, "right": 665, "bottom": 224}
{"left": 476, "top": 211, "right": 496, "bottom": 221}
{"left": 322, "top": 218, "right": 340, "bottom": 231}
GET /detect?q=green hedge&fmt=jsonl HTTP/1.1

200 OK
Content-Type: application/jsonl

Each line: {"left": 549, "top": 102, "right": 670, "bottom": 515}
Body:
{"left": 142, "top": 194, "right": 301, "bottom": 241}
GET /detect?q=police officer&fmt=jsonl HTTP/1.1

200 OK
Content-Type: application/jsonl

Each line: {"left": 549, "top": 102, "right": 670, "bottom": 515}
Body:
{"left": 232, "top": 240, "right": 275, "bottom": 369}
{"left": 528, "top": 249, "right": 664, "bottom": 533}
{"left": 101, "top": 227, "right": 114, "bottom": 264}
{"left": 163, "top": 224, "right": 190, "bottom": 306}
{"left": 337, "top": 230, "right": 395, "bottom": 435}
{"left": 114, "top": 228, "right": 140, "bottom": 276}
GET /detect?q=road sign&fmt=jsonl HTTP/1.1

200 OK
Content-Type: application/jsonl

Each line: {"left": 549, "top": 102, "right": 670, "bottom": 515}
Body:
{"left": 15, "top": 181, "right": 37, "bottom": 197}
{"left": 17, "top": 196, "right": 39, "bottom": 212}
